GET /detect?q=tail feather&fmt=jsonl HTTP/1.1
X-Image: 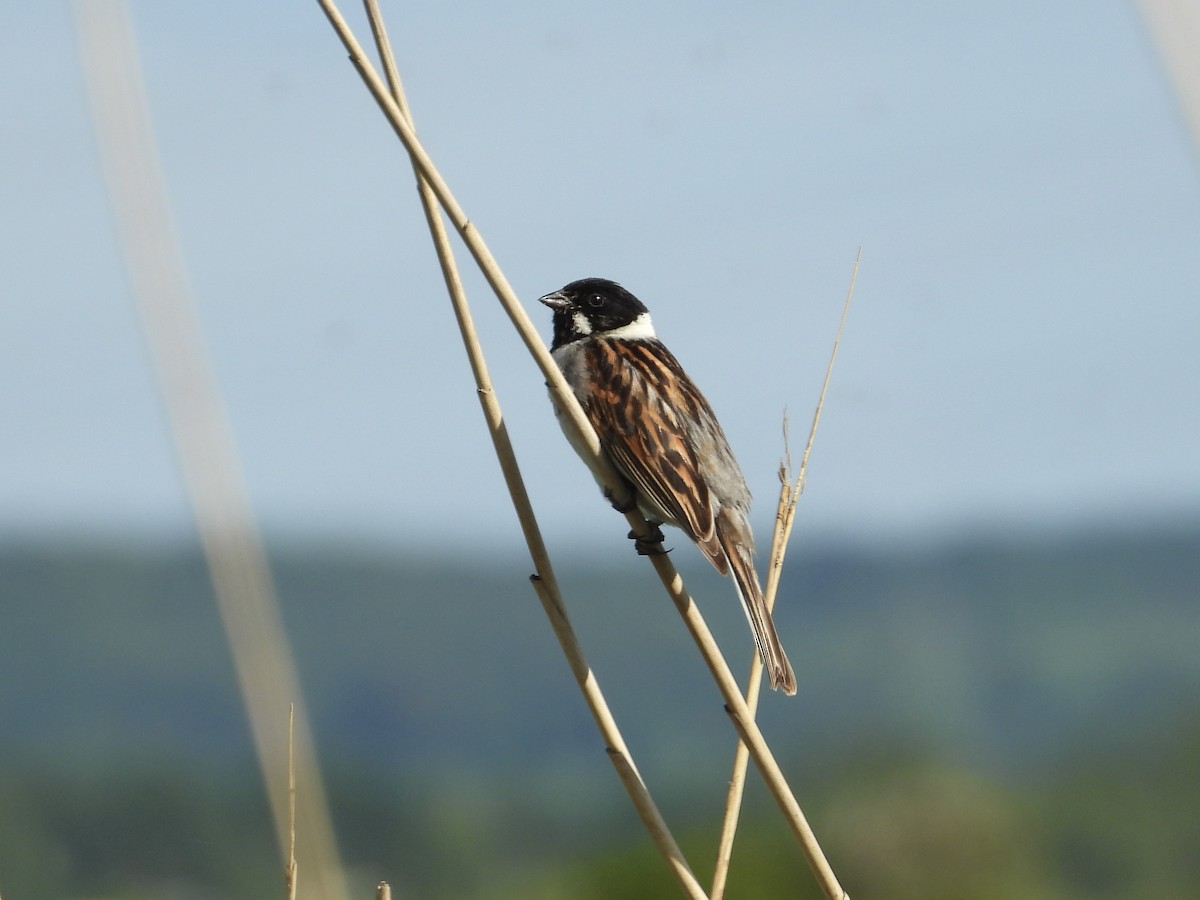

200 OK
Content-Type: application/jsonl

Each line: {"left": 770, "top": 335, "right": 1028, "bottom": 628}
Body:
{"left": 716, "top": 509, "right": 797, "bottom": 695}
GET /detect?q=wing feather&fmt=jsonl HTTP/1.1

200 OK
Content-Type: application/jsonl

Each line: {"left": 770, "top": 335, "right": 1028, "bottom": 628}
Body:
{"left": 581, "top": 338, "right": 718, "bottom": 548}
{"left": 576, "top": 335, "right": 797, "bottom": 693}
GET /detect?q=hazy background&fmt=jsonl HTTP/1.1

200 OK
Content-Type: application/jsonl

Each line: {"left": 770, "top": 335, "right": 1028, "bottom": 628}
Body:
{"left": 4, "top": 0, "right": 1199, "bottom": 550}
{"left": 2, "top": 2, "right": 1199, "bottom": 898}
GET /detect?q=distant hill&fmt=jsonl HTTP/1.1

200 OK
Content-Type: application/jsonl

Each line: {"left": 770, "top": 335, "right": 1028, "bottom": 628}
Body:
{"left": 3, "top": 524, "right": 1196, "bottom": 775}
{"left": 1, "top": 523, "right": 1197, "bottom": 897}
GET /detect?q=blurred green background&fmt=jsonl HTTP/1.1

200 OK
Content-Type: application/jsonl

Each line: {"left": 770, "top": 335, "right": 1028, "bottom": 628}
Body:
{"left": 2, "top": 525, "right": 1196, "bottom": 898}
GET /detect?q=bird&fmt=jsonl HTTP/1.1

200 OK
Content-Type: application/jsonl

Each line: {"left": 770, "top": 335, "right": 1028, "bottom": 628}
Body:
{"left": 538, "top": 277, "right": 797, "bottom": 695}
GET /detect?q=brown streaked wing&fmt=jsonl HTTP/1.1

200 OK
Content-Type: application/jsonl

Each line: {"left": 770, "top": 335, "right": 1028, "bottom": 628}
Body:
{"left": 582, "top": 338, "right": 718, "bottom": 547}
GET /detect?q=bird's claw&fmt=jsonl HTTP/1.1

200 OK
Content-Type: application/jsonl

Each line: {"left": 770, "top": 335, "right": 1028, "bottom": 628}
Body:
{"left": 628, "top": 524, "right": 669, "bottom": 556}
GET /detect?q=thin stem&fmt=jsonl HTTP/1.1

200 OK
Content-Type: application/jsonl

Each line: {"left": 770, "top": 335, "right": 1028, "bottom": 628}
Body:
{"left": 710, "top": 474, "right": 794, "bottom": 899}
{"left": 317, "top": 2, "right": 849, "bottom": 895}
{"left": 76, "top": 4, "right": 346, "bottom": 898}
{"left": 316, "top": 0, "right": 632, "bottom": 512}
{"left": 286, "top": 704, "right": 297, "bottom": 900}
{"left": 710, "top": 251, "right": 860, "bottom": 898}
{"left": 645, "top": 552, "right": 846, "bottom": 899}
{"left": 357, "top": 3, "right": 708, "bottom": 896}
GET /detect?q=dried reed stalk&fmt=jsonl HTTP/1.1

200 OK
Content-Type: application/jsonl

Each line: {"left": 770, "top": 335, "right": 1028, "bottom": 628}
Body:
{"left": 74, "top": 4, "right": 347, "bottom": 898}
{"left": 711, "top": 252, "right": 859, "bottom": 898}
{"left": 1136, "top": 0, "right": 1200, "bottom": 160}
{"left": 316, "top": 2, "right": 848, "bottom": 895}
{"left": 356, "top": 2, "right": 707, "bottom": 896}
{"left": 286, "top": 705, "right": 298, "bottom": 900}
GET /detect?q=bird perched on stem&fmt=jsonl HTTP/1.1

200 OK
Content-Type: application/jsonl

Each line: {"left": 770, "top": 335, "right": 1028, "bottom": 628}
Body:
{"left": 539, "top": 277, "right": 797, "bottom": 695}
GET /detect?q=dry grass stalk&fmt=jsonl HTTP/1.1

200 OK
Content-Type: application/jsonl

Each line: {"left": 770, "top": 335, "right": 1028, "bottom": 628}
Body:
{"left": 355, "top": 2, "right": 707, "bottom": 896}
{"left": 711, "top": 252, "right": 860, "bottom": 899}
{"left": 313, "top": 0, "right": 630, "bottom": 509}
{"left": 286, "top": 704, "right": 298, "bottom": 900}
{"left": 1136, "top": 0, "right": 1200, "bottom": 160}
{"left": 317, "top": 2, "right": 848, "bottom": 896}
{"left": 74, "top": 4, "right": 347, "bottom": 898}
{"left": 709, "top": 473, "right": 794, "bottom": 899}
{"left": 376, "top": 882, "right": 392, "bottom": 900}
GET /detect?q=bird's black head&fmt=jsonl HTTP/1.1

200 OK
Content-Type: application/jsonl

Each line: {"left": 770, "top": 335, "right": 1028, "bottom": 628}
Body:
{"left": 538, "top": 278, "right": 652, "bottom": 350}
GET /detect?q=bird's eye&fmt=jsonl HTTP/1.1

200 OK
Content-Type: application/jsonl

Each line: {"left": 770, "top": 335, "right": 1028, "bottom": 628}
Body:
{"left": 587, "top": 294, "right": 604, "bottom": 308}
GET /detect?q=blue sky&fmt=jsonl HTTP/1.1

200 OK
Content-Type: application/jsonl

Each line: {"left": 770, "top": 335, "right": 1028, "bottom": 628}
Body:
{"left": 3, "top": 1, "right": 1199, "bottom": 552}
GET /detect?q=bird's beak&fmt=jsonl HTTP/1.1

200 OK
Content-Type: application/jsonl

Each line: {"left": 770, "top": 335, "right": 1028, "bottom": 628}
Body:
{"left": 538, "top": 291, "right": 570, "bottom": 310}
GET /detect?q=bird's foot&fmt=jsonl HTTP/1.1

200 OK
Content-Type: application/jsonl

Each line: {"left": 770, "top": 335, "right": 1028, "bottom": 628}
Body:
{"left": 628, "top": 524, "right": 669, "bottom": 556}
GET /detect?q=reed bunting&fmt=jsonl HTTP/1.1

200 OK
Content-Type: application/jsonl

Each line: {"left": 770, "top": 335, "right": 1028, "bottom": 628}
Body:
{"left": 539, "top": 277, "right": 797, "bottom": 695}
